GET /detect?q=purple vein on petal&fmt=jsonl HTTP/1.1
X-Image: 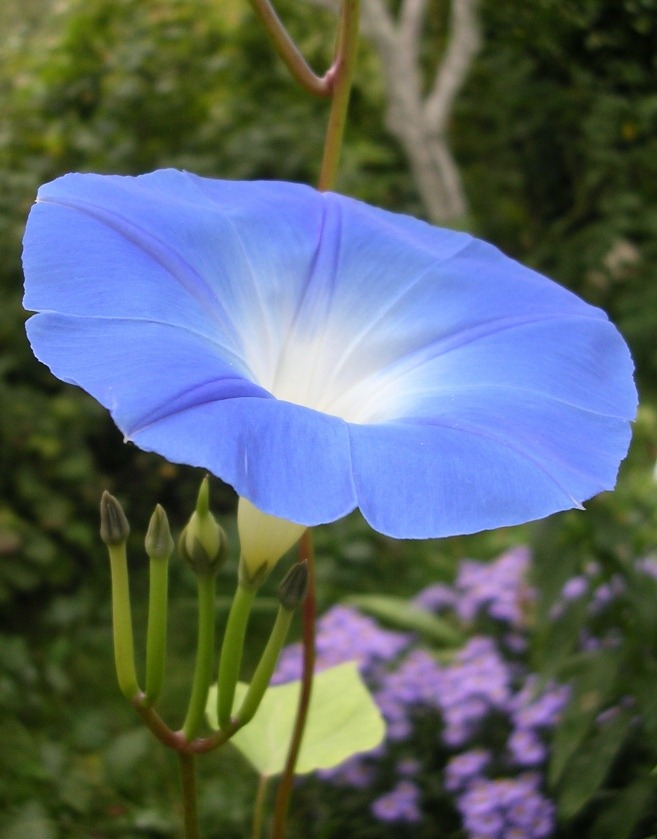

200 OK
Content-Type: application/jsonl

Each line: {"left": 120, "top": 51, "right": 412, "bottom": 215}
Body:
{"left": 33, "top": 313, "right": 253, "bottom": 379}
{"left": 125, "top": 375, "right": 273, "bottom": 438}
{"left": 37, "top": 193, "right": 242, "bottom": 346}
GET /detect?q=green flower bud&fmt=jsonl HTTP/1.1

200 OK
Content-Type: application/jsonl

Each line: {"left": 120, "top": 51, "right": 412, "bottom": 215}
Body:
{"left": 178, "top": 477, "right": 228, "bottom": 576}
{"left": 144, "top": 504, "right": 174, "bottom": 561}
{"left": 100, "top": 491, "right": 130, "bottom": 546}
{"left": 277, "top": 561, "right": 309, "bottom": 611}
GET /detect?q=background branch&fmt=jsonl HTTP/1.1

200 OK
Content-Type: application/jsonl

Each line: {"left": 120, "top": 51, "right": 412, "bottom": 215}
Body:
{"left": 307, "top": 0, "right": 481, "bottom": 222}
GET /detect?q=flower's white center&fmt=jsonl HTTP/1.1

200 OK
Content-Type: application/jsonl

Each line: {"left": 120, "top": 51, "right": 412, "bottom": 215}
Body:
{"left": 243, "top": 322, "right": 411, "bottom": 425}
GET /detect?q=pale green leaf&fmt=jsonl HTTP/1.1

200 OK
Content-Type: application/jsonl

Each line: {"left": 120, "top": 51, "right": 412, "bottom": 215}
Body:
{"left": 206, "top": 662, "right": 385, "bottom": 777}
{"left": 347, "top": 593, "right": 463, "bottom": 645}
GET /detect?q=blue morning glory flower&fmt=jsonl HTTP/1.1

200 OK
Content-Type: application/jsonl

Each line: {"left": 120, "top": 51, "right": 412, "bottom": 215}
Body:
{"left": 22, "top": 169, "right": 636, "bottom": 550}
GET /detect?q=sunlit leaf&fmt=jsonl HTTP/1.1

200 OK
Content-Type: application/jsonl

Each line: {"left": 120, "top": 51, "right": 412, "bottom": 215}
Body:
{"left": 206, "top": 662, "right": 385, "bottom": 777}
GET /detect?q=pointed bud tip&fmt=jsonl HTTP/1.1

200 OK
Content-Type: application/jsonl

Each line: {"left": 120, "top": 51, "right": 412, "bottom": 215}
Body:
{"left": 195, "top": 474, "right": 211, "bottom": 518}
{"left": 99, "top": 491, "right": 130, "bottom": 546}
{"left": 277, "top": 561, "right": 309, "bottom": 611}
{"left": 145, "top": 503, "right": 174, "bottom": 560}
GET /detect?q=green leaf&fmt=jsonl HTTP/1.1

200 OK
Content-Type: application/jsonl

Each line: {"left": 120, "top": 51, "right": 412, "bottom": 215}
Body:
{"left": 4, "top": 802, "right": 56, "bottom": 839}
{"left": 346, "top": 594, "right": 463, "bottom": 645}
{"left": 590, "top": 773, "right": 657, "bottom": 839}
{"left": 549, "top": 649, "right": 622, "bottom": 787}
{"left": 206, "top": 662, "right": 385, "bottom": 777}
{"left": 535, "top": 597, "right": 591, "bottom": 678}
{"left": 556, "top": 708, "right": 633, "bottom": 820}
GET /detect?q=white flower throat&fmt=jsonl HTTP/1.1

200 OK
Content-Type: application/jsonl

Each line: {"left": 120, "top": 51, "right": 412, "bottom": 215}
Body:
{"left": 241, "top": 320, "right": 419, "bottom": 426}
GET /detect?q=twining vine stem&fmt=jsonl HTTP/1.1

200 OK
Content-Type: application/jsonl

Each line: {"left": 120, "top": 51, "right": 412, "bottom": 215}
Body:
{"left": 317, "top": 0, "right": 361, "bottom": 191}
{"left": 248, "top": 0, "right": 361, "bottom": 191}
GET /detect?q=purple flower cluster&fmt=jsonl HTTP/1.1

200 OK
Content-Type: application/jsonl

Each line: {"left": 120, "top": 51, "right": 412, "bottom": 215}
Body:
{"left": 437, "top": 636, "right": 512, "bottom": 747}
{"left": 456, "top": 773, "right": 554, "bottom": 838}
{"left": 547, "top": 557, "right": 653, "bottom": 652}
{"left": 371, "top": 780, "right": 422, "bottom": 823}
{"left": 273, "top": 549, "right": 568, "bottom": 837}
{"left": 271, "top": 604, "right": 410, "bottom": 686}
{"left": 444, "top": 749, "right": 491, "bottom": 791}
{"left": 453, "top": 547, "right": 534, "bottom": 628}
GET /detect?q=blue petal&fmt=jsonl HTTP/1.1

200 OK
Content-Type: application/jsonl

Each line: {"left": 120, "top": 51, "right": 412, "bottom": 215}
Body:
{"left": 26, "top": 314, "right": 356, "bottom": 525}
{"left": 23, "top": 170, "right": 637, "bottom": 537}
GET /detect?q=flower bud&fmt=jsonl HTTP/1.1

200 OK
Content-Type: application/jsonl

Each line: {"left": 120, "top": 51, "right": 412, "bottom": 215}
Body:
{"left": 178, "top": 477, "right": 228, "bottom": 576}
{"left": 144, "top": 504, "right": 174, "bottom": 560}
{"left": 237, "top": 497, "right": 306, "bottom": 583}
{"left": 100, "top": 491, "right": 130, "bottom": 546}
{"left": 277, "top": 561, "right": 309, "bottom": 611}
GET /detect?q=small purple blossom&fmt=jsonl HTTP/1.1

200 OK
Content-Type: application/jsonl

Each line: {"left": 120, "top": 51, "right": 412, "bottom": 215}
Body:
{"left": 371, "top": 781, "right": 422, "bottom": 823}
{"left": 507, "top": 728, "right": 547, "bottom": 767}
{"left": 396, "top": 757, "right": 421, "bottom": 777}
{"left": 317, "top": 757, "right": 376, "bottom": 789}
{"left": 587, "top": 574, "right": 626, "bottom": 615}
{"left": 510, "top": 677, "right": 570, "bottom": 730}
{"left": 374, "top": 649, "right": 443, "bottom": 741}
{"left": 504, "top": 632, "right": 529, "bottom": 654}
{"left": 637, "top": 556, "right": 657, "bottom": 580}
{"left": 445, "top": 749, "right": 491, "bottom": 792}
{"left": 549, "top": 574, "right": 590, "bottom": 621}
{"left": 272, "top": 604, "right": 410, "bottom": 685}
{"left": 412, "top": 583, "right": 458, "bottom": 612}
{"left": 437, "top": 637, "right": 512, "bottom": 746}
{"left": 454, "top": 548, "right": 534, "bottom": 629}
{"left": 457, "top": 775, "right": 554, "bottom": 839}
{"left": 560, "top": 575, "right": 588, "bottom": 601}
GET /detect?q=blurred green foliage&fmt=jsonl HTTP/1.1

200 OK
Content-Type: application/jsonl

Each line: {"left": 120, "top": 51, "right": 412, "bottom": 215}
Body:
{"left": 0, "top": 0, "right": 656, "bottom": 835}
{"left": 530, "top": 404, "right": 657, "bottom": 836}
{"left": 456, "top": 0, "right": 657, "bottom": 387}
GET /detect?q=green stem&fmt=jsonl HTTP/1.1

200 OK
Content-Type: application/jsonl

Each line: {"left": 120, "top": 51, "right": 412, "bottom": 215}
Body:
{"left": 317, "top": 0, "right": 360, "bottom": 191}
{"left": 271, "top": 532, "right": 316, "bottom": 839}
{"left": 107, "top": 543, "right": 140, "bottom": 700}
{"left": 178, "top": 752, "right": 200, "bottom": 839}
{"left": 145, "top": 555, "right": 169, "bottom": 705}
{"left": 236, "top": 606, "right": 294, "bottom": 726}
{"left": 248, "top": 0, "right": 331, "bottom": 97}
{"left": 217, "top": 582, "right": 256, "bottom": 730}
{"left": 252, "top": 775, "right": 270, "bottom": 839}
{"left": 182, "top": 574, "right": 217, "bottom": 741}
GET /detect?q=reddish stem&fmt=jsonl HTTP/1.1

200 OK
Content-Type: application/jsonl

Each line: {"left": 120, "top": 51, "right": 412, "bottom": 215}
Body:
{"left": 270, "top": 530, "right": 316, "bottom": 839}
{"left": 132, "top": 691, "right": 239, "bottom": 754}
